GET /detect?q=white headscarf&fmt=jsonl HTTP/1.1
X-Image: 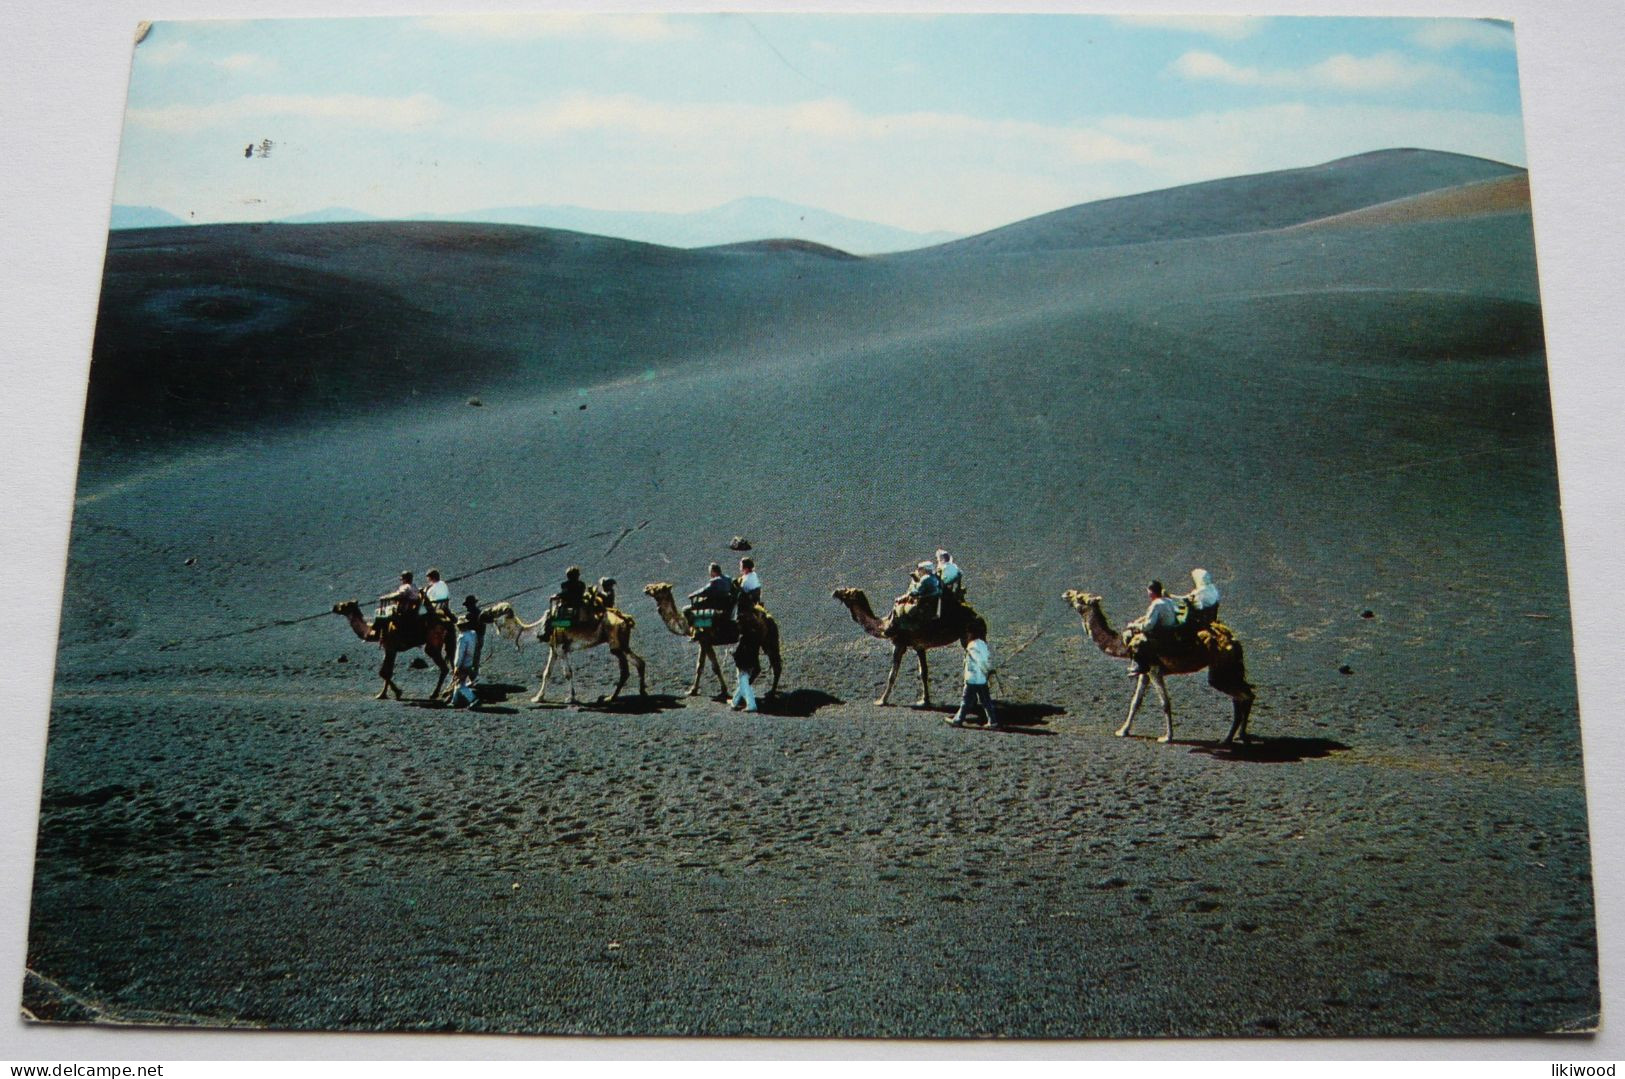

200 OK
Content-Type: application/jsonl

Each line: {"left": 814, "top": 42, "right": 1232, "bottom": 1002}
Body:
{"left": 1189, "top": 568, "right": 1220, "bottom": 608}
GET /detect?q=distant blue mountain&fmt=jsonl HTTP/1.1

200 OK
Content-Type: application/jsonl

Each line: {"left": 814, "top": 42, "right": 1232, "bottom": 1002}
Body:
{"left": 114, "top": 198, "right": 954, "bottom": 253}
{"left": 422, "top": 197, "right": 958, "bottom": 255}
{"left": 110, "top": 205, "right": 189, "bottom": 229}
{"left": 277, "top": 207, "right": 381, "bottom": 225}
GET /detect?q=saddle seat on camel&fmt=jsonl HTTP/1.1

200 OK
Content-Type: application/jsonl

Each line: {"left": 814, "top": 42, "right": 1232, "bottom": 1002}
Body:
{"left": 882, "top": 592, "right": 956, "bottom": 638}
{"left": 546, "top": 591, "right": 610, "bottom": 637}
{"left": 683, "top": 599, "right": 741, "bottom": 644}
{"left": 1122, "top": 600, "right": 1234, "bottom": 669}
{"left": 371, "top": 601, "right": 423, "bottom": 641}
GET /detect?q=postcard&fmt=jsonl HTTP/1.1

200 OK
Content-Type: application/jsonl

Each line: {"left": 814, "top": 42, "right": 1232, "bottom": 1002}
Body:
{"left": 20, "top": 12, "right": 1598, "bottom": 1038}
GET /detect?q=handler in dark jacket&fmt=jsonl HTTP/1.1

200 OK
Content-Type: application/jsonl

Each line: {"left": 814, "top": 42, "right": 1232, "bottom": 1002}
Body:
{"left": 730, "top": 632, "right": 761, "bottom": 713}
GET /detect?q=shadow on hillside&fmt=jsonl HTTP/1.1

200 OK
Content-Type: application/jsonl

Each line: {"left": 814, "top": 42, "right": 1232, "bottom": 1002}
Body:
{"left": 756, "top": 689, "right": 843, "bottom": 718}
{"left": 1189, "top": 735, "right": 1350, "bottom": 763}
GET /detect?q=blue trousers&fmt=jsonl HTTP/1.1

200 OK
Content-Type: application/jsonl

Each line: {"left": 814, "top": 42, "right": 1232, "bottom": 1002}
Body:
{"left": 954, "top": 682, "right": 997, "bottom": 725}
{"left": 731, "top": 670, "right": 757, "bottom": 711}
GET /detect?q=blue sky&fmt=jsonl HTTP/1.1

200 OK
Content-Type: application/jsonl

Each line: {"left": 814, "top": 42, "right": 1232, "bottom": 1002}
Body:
{"left": 115, "top": 13, "right": 1526, "bottom": 234}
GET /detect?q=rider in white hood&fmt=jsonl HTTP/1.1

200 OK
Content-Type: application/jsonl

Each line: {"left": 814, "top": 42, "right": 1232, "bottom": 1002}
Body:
{"left": 1186, "top": 568, "right": 1219, "bottom": 611}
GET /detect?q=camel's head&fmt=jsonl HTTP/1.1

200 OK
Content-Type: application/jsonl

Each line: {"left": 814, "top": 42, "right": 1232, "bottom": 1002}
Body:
{"left": 1062, "top": 590, "right": 1103, "bottom": 613}
{"left": 643, "top": 582, "right": 673, "bottom": 598}
{"left": 332, "top": 600, "right": 360, "bottom": 616}
{"left": 832, "top": 587, "right": 861, "bottom": 603}
{"left": 484, "top": 602, "right": 523, "bottom": 648}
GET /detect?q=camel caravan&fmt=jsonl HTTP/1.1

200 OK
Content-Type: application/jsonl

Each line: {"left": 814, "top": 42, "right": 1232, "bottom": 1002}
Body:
{"left": 333, "top": 551, "right": 1256, "bottom": 747}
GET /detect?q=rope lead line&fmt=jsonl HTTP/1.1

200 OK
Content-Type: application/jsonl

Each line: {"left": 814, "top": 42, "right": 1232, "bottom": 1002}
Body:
{"left": 156, "top": 523, "right": 646, "bottom": 651}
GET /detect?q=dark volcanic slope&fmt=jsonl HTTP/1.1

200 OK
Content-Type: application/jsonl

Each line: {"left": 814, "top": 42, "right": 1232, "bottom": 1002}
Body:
{"left": 89, "top": 222, "right": 905, "bottom": 451}
{"left": 920, "top": 148, "right": 1523, "bottom": 256}
{"left": 33, "top": 151, "right": 1594, "bottom": 1038}
{"left": 85, "top": 150, "right": 1523, "bottom": 452}
{"left": 86, "top": 222, "right": 776, "bottom": 448}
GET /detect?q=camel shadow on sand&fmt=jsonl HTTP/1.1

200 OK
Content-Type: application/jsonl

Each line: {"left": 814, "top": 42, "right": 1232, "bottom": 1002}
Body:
{"left": 1186, "top": 735, "right": 1350, "bottom": 763}
{"left": 754, "top": 689, "right": 843, "bottom": 718}
{"left": 916, "top": 699, "right": 1064, "bottom": 735}
{"left": 541, "top": 693, "right": 686, "bottom": 716}
{"left": 400, "top": 681, "right": 529, "bottom": 715}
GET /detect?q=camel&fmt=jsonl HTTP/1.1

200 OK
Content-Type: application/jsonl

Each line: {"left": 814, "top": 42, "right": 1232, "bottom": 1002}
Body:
{"left": 833, "top": 588, "right": 988, "bottom": 706}
{"left": 485, "top": 600, "right": 646, "bottom": 705}
{"left": 332, "top": 600, "right": 455, "bottom": 701}
{"left": 643, "top": 583, "right": 783, "bottom": 698}
{"left": 1062, "top": 590, "right": 1256, "bottom": 746}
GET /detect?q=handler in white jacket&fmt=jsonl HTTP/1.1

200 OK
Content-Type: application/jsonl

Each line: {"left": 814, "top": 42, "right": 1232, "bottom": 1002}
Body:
{"left": 946, "top": 634, "right": 999, "bottom": 729}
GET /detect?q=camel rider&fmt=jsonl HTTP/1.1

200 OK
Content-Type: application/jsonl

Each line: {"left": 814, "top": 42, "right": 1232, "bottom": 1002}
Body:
{"left": 547, "top": 566, "right": 589, "bottom": 633}
{"left": 894, "top": 561, "right": 942, "bottom": 629}
{"left": 1125, "top": 579, "right": 1179, "bottom": 677}
{"left": 555, "top": 567, "right": 587, "bottom": 611}
{"left": 687, "top": 562, "right": 735, "bottom": 615}
{"left": 1180, "top": 568, "right": 1221, "bottom": 633}
{"left": 423, "top": 568, "right": 453, "bottom": 624}
{"left": 588, "top": 578, "right": 617, "bottom": 627}
{"left": 735, "top": 557, "right": 762, "bottom": 616}
{"left": 374, "top": 571, "right": 420, "bottom": 632}
{"left": 936, "top": 549, "right": 964, "bottom": 605}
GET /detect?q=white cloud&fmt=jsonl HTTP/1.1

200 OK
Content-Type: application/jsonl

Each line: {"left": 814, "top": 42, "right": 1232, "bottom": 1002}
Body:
{"left": 135, "top": 38, "right": 275, "bottom": 74}
{"left": 1172, "top": 49, "right": 1474, "bottom": 94}
{"left": 1411, "top": 20, "right": 1516, "bottom": 52}
{"left": 127, "top": 93, "right": 449, "bottom": 134}
{"left": 137, "top": 39, "right": 192, "bottom": 66}
{"left": 112, "top": 92, "right": 1527, "bottom": 236}
{"left": 461, "top": 98, "right": 1524, "bottom": 233}
{"left": 217, "top": 53, "right": 276, "bottom": 75}
{"left": 480, "top": 93, "right": 1153, "bottom": 167}
{"left": 1099, "top": 102, "right": 1526, "bottom": 188}
{"left": 1312, "top": 52, "right": 1469, "bottom": 93}
{"left": 1112, "top": 16, "right": 1264, "bottom": 41}
{"left": 414, "top": 13, "right": 690, "bottom": 43}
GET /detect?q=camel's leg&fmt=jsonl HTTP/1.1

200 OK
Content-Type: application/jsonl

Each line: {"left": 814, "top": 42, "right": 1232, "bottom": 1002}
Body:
{"left": 1224, "top": 690, "right": 1255, "bottom": 746}
{"left": 533, "top": 645, "right": 557, "bottom": 704}
{"left": 605, "top": 644, "right": 645, "bottom": 699}
{"left": 914, "top": 648, "right": 930, "bottom": 708}
{"left": 878, "top": 643, "right": 907, "bottom": 706}
{"left": 631, "top": 648, "right": 646, "bottom": 696}
{"left": 761, "top": 626, "right": 782, "bottom": 697}
{"left": 687, "top": 647, "right": 706, "bottom": 696}
{"left": 1117, "top": 675, "right": 1149, "bottom": 736}
{"left": 562, "top": 647, "right": 578, "bottom": 706}
{"left": 428, "top": 647, "right": 449, "bottom": 702}
{"left": 1210, "top": 667, "right": 1255, "bottom": 746}
{"left": 707, "top": 646, "right": 727, "bottom": 697}
{"left": 378, "top": 649, "right": 401, "bottom": 701}
{"left": 606, "top": 650, "right": 629, "bottom": 701}
{"left": 1149, "top": 670, "right": 1174, "bottom": 743}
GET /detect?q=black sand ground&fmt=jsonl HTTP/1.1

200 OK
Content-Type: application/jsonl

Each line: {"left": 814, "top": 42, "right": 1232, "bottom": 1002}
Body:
{"left": 24, "top": 150, "right": 1598, "bottom": 1037}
